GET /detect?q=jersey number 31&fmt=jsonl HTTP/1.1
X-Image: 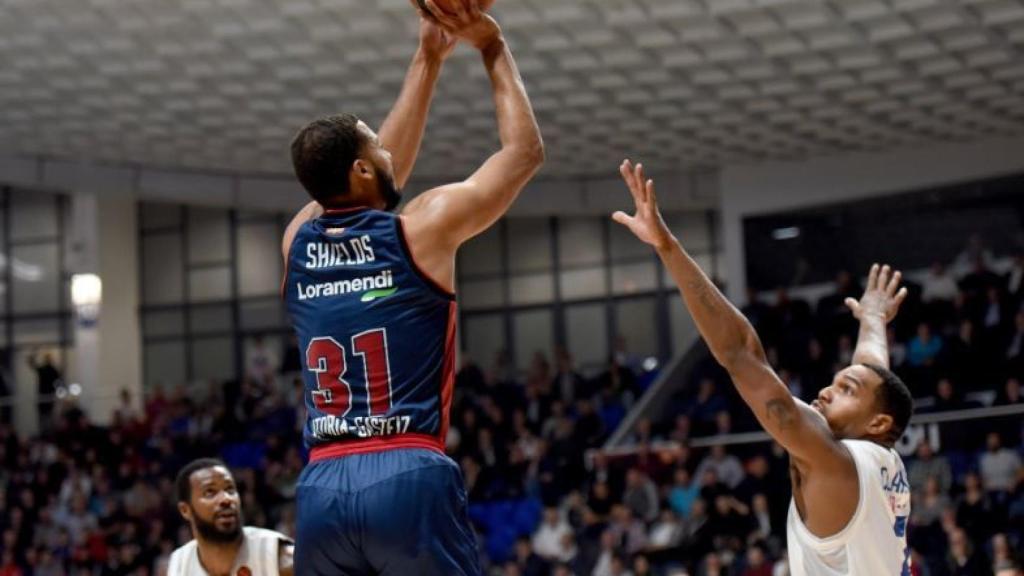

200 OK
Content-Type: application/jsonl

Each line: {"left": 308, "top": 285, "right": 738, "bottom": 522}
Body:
{"left": 306, "top": 330, "right": 392, "bottom": 418}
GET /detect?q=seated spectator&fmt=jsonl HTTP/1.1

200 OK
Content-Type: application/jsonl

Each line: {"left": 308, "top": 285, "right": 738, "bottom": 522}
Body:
{"left": 736, "top": 455, "right": 772, "bottom": 505}
{"left": 978, "top": 286, "right": 1012, "bottom": 354}
{"left": 574, "top": 398, "right": 606, "bottom": 449}
{"left": 607, "top": 504, "right": 648, "bottom": 556}
{"left": 816, "top": 270, "right": 860, "bottom": 345}
{"left": 912, "top": 476, "right": 951, "bottom": 528}
{"left": 551, "top": 348, "right": 583, "bottom": 405}
{"left": 531, "top": 507, "right": 575, "bottom": 564}
{"left": 801, "top": 338, "right": 833, "bottom": 389}
{"left": 706, "top": 494, "right": 753, "bottom": 547}
{"left": 668, "top": 468, "right": 700, "bottom": 518}
{"left": 909, "top": 441, "right": 953, "bottom": 494}
{"left": 623, "top": 417, "right": 655, "bottom": 447}
{"left": 629, "top": 555, "right": 655, "bottom": 576}
{"left": 590, "top": 531, "right": 618, "bottom": 576}
{"left": 943, "top": 320, "right": 990, "bottom": 390}
{"left": 698, "top": 551, "right": 727, "bottom": 576}
{"left": 647, "top": 509, "right": 684, "bottom": 551}
{"left": 923, "top": 261, "right": 960, "bottom": 304}
{"left": 686, "top": 379, "right": 729, "bottom": 436}
{"left": 932, "top": 378, "right": 975, "bottom": 413}
{"left": 668, "top": 414, "right": 692, "bottom": 444}
{"left": 945, "top": 528, "right": 991, "bottom": 576}
{"left": 957, "top": 472, "right": 995, "bottom": 544}
{"left": 511, "top": 536, "right": 549, "bottom": 576}
{"left": 887, "top": 327, "right": 908, "bottom": 369}
{"left": 958, "top": 240, "right": 999, "bottom": 293}
{"left": 995, "top": 377, "right": 1022, "bottom": 406}
{"left": 908, "top": 322, "right": 943, "bottom": 367}
{"left": 740, "top": 544, "right": 774, "bottom": 576}
{"left": 980, "top": 432, "right": 1023, "bottom": 500}
{"left": 623, "top": 468, "right": 660, "bottom": 523}
{"left": 990, "top": 533, "right": 1021, "bottom": 576}
{"left": 694, "top": 445, "right": 745, "bottom": 490}
{"left": 835, "top": 334, "right": 854, "bottom": 367}
{"left": 748, "top": 494, "right": 777, "bottom": 542}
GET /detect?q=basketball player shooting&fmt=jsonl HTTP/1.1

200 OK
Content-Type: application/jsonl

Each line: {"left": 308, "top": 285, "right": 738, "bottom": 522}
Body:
{"left": 614, "top": 161, "right": 914, "bottom": 575}
{"left": 282, "top": 1, "right": 542, "bottom": 574}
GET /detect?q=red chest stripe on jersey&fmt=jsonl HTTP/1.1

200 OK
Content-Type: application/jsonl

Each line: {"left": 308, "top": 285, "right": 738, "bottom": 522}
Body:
{"left": 309, "top": 433, "right": 444, "bottom": 462}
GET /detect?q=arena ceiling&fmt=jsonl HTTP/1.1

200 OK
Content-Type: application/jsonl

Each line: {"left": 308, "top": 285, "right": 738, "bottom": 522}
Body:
{"left": 0, "top": 0, "right": 1023, "bottom": 179}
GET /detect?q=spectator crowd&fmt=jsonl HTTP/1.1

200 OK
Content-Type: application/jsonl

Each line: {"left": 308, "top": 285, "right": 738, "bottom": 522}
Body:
{"left": 0, "top": 246, "right": 1020, "bottom": 575}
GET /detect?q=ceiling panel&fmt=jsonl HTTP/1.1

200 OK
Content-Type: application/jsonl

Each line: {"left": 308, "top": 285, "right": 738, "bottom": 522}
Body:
{"left": 0, "top": 0, "right": 1021, "bottom": 178}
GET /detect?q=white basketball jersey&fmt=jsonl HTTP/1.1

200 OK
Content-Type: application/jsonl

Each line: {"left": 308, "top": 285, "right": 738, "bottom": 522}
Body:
{"left": 786, "top": 439, "right": 911, "bottom": 576}
{"left": 167, "top": 527, "right": 292, "bottom": 576}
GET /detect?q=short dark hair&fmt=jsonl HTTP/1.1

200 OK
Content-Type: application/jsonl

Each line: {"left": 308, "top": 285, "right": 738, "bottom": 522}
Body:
{"left": 291, "top": 113, "right": 364, "bottom": 204}
{"left": 862, "top": 363, "right": 913, "bottom": 445}
{"left": 175, "top": 458, "right": 229, "bottom": 504}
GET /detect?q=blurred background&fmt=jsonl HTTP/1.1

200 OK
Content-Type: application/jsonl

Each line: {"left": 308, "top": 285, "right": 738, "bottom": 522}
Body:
{"left": 0, "top": 0, "right": 1023, "bottom": 575}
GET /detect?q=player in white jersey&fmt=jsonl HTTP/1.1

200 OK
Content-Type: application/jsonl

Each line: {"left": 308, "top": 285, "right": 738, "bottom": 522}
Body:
{"left": 164, "top": 459, "right": 294, "bottom": 576}
{"left": 613, "top": 161, "right": 914, "bottom": 575}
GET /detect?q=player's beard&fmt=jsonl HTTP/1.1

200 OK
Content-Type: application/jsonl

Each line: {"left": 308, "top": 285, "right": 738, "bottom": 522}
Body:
{"left": 379, "top": 170, "right": 402, "bottom": 212}
{"left": 193, "top": 509, "right": 244, "bottom": 544}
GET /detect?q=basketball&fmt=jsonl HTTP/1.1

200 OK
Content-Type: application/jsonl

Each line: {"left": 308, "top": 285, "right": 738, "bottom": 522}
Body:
{"left": 416, "top": 0, "right": 496, "bottom": 16}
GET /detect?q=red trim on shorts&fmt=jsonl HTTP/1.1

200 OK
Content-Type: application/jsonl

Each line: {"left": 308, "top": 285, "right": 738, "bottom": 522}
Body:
{"left": 309, "top": 433, "right": 445, "bottom": 462}
{"left": 438, "top": 301, "right": 458, "bottom": 446}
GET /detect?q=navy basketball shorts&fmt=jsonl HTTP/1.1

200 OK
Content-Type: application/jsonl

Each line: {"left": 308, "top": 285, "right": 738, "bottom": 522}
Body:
{"left": 295, "top": 448, "right": 482, "bottom": 576}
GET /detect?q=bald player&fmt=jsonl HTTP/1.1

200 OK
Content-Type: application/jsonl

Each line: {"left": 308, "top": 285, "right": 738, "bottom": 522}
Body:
{"left": 282, "top": 1, "right": 542, "bottom": 574}
{"left": 167, "top": 459, "right": 294, "bottom": 576}
{"left": 613, "top": 160, "right": 913, "bottom": 575}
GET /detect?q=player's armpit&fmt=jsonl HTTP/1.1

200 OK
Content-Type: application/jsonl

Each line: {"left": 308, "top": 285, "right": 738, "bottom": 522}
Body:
{"left": 282, "top": 201, "right": 323, "bottom": 263}
{"left": 727, "top": 351, "right": 852, "bottom": 469}
{"left": 279, "top": 542, "right": 294, "bottom": 576}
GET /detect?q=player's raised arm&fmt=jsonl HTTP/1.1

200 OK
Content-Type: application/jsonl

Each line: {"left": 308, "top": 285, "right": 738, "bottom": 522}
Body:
{"left": 378, "top": 13, "right": 457, "bottom": 189}
{"left": 611, "top": 160, "right": 840, "bottom": 465}
{"left": 846, "top": 264, "right": 908, "bottom": 369}
{"left": 280, "top": 11, "right": 455, "bottom": 265}
{"left": 401, "top": 0, "right": 544, "bottom": 249}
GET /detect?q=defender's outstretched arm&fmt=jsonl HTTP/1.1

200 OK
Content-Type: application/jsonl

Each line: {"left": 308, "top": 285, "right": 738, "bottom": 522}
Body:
{"left": 612, "top": 160, "right": 838, "bottom": 465}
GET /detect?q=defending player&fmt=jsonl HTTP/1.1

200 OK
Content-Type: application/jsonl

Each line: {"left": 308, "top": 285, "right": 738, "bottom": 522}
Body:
{"left": 613, "top": 160, "right": 913, "bottom": 575}
{"left": 167, "top": 459, "right": 294, "bottom": 576}
{"left": 282, "top": 1, "right": 543, "bottom": 574}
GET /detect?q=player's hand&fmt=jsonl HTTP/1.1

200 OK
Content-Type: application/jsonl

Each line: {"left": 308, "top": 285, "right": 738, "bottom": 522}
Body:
{"left": 845, "top": 264, "right": 908, "bottom": 323}
{"left": 418, "top": 0, "right": 501, "bottom": 52}
{"left": 612, "top": 159, "right": 675, "bottom": 253}
{"left": 418, "top": 16, "right": 457, "bottom": 62}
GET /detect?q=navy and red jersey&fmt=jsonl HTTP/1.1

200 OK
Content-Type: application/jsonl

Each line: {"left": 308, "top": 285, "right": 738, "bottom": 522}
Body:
{"left": 284, "top": 208, "right": 457, "bottom": 461}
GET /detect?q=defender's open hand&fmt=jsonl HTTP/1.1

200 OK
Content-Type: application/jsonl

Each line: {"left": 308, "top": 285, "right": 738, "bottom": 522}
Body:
{"left": 845, "top": 264, "right": 908, "bottom": 323}
{"left": 612, "top": 159, "right": 674, "bottom": 253}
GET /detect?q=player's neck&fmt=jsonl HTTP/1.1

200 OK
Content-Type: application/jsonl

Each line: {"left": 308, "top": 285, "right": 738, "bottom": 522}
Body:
{"left": 196, "top": 536, "right": 244, "bottom": 576}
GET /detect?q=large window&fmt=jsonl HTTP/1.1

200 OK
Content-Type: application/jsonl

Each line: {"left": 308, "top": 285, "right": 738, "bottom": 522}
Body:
{"left": 0, "top": 187, "right": 74, "bottom": 406}
{"left": 139, "top": 205, "right": 289, "bottom": 390}
{"left": 139, "top": 205, "right": 722, "bottom": 387}
{"left": 458, "top": 212, "right": 721, "bottom": 376}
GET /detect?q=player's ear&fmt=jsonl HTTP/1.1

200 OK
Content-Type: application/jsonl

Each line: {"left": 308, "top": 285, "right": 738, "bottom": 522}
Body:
{"left": 867, "top": 413, "right": 894, "bottom": 438}
{"left": 178, "top": 502, "right": 193, "bottom": 522}
{"left": 352, "top": 159, "right": 374, "bottom": 180}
